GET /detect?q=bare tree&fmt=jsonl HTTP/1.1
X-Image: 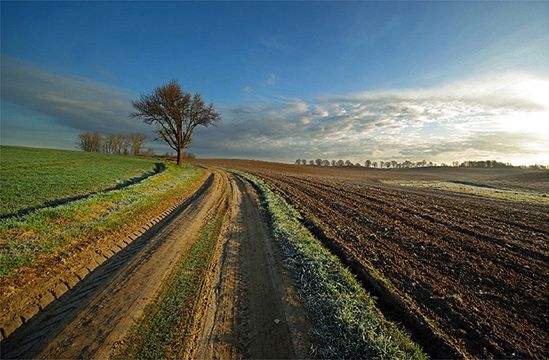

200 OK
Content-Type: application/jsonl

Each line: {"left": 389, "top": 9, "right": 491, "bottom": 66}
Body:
{"left": 301, "top": 159, "right": 307, "bottom": 165}
{"left": 295, "top": 159, "right": 301, "bottom": 165}
{"left": 331, "top": 160, "right": 336, "bottom": 167}
{"left": 336, "top": 159, "right": 344, "bottom": 167}
{"left": 365, "top": 160, "right": 371, "bottom": 168}
{"left": 77, "top": 131, "right": 101, "bottom": 152}
{"left": 131, "top": 80, "right": 220, "bottom": 165}
{"left": 117, "top": 134, "right": 130, "bottom": 155}
{"left": 372, "top": 161, "right": 377, "bottom": 168}
{"left": 309, "top": 160, "right": 315, "bottom": 165}
{"left": 103, "top": 133, "right": 117, "bottom": 154}
{"left": 315, "top": 158, "right": 322, "bottom": 166}
{"left": 345, "top": 160, "right": 352, "bottom": 166}
{"left": 129, "top": 133, "right": 147, "bottom": 155}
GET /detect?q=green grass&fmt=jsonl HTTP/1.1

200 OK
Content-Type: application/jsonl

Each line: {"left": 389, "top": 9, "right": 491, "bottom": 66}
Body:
{"left": 0, "top": 162, "right": 206, "bottom": 277}
{"left": 383, "top": 179, "right": 549, "bottom": 205}
{"left": 240, "top": 172, "right": 425, "bottom": 359}
{"left": 116, "top": 209, "right": 225, "bottom": 360}
{"left": 0, "top": 146, "right": 161, "bottom": 216}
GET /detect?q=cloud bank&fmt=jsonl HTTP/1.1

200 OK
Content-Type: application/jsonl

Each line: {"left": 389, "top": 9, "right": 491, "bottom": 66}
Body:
{"left": 1, "top": 56, "right": 148, "bottom": 135}
{"left": 2, "top": 56, "right": 548, "bottom": 164}
{"left": 193, "top": 74, "right": 549, "bottom": 163}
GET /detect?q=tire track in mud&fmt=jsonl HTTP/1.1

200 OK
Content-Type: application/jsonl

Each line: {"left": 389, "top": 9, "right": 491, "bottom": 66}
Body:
{"left": 194, "top": 174, "right": 312, "bottom": 359}
{"left": 1, "top": 172, "right": 226, "bottom": 359}
{"left": 0, "top": 172, "right": 213, "bottom": 339}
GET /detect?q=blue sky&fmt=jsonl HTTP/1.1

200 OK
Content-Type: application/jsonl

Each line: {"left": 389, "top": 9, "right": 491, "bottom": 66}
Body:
{"left": 2, "top": 1, "right": 549, "bottom": 164}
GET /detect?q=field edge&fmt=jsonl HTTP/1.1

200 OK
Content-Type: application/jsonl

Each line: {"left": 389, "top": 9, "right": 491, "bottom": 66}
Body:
{"left": 238, "top": 170, "right": 426, "bottom": 359}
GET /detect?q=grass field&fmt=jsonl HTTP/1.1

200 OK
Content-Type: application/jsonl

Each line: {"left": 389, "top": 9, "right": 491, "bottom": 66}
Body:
{"left": 0, "top": 146, "right": 161, "bottom": 217}
{"left": 383, "top": 179, "right": 549, "bottom": 204}
{"left": 0, "top": 149, "right": 206, "bottom": 277}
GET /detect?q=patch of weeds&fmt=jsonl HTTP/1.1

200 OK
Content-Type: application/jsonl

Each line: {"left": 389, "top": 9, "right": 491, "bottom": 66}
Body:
{"left": 240, "top": 172, "right": 425, "bottom": 359}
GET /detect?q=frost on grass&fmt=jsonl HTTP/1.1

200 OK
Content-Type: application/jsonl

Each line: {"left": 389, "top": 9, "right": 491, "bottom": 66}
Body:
{"left": 241, "top": 172, "right": 425, "bottom": 359}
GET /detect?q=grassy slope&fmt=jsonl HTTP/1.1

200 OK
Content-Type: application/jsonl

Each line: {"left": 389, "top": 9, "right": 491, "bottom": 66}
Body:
{"left": 241, "top": 172, "right": 425, "bottom": 359}
{"left": 0, "top": 146, "right": 160, "bottom": 216}
{"left": 0, "top": 162, "right": 206, "bottom": 277}
{"left": 115, "top": 206, "right": 226, "bottom": 359}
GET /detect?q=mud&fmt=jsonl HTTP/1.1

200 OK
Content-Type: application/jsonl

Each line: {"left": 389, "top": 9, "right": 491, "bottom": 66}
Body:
{"left": 0, "top": 171, "right": 213, "bottom": 341}
{"left": 2, "top": 169, "right": 314, "bottom": 360}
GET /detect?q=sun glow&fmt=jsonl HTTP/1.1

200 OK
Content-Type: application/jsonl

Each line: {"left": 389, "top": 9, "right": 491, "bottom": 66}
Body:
{"left": 496, "top": 77, "right": 549, "bottom": 138}
{"left": 514, "top": 77, "right": 549, "bottom": 109}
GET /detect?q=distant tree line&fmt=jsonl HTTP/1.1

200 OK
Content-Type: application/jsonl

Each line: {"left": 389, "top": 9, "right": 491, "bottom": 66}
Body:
{"left": 159, "top": 151, "right": 196, "bottom": 161}
{"left": 77, "top": 131, "right": 147, "bottom": 156}
{"left": 295, "top": 158, "right": 433, "bottom": 168}
{"left": 455, "top": 160, "right": 512, "bottom": 168}
{"left": 294, "top": 158, "right": 546, "bottom": 169}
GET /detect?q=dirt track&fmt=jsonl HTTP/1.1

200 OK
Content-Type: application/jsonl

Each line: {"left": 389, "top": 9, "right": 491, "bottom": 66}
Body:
{"left": 1, "top": 170, "right": 312, "bottom": 359}
{"left": 1, "top": 172, "right": 225, "bottom": 359}
{"left": 194, "top": 174, "right": 311, "bottom": 359}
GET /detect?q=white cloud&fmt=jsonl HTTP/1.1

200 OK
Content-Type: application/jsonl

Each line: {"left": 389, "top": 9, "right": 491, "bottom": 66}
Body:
{"left": 192, "top": 73, "right": 549, "bottom": 164}
{"left": 2, "top": 56, "right": 547, "bottom": 164}
{"left": 243, "top": 86, "right": 253, "bottom": 96}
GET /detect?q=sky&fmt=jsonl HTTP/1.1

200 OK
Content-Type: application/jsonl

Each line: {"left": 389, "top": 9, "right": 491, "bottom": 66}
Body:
{"left": 1, "top": 1, "right": 548, "bottom": 165}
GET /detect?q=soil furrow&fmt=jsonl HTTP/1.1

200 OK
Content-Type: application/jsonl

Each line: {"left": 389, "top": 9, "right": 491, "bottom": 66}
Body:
{"left": 240, "top": 168, "right": 548, "bottom": 359}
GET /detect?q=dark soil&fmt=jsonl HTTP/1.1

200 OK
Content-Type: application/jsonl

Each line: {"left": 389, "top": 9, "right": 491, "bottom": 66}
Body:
{"left": 201, "top": 159, "right": 549, "bottom": 359}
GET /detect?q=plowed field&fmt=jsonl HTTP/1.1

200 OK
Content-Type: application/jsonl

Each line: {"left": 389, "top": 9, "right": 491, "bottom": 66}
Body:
{"left": 201, "top": 159, "right": 549, "bottom": 359}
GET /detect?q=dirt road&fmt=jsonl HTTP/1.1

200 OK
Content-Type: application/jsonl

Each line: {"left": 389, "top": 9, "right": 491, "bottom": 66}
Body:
{"left": 1, "top": 172, "right": 225, "bottom": 359}
{"left": 193, "top": 174, "right": 312, "bottom": 359}
{"left": 1, "top": 171, "right": 312, "bottom": 359}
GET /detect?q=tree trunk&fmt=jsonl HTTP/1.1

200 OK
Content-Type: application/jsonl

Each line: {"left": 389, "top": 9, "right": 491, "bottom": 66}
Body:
{"left": 176, "top": 147, "right": 183, "bottom": 166}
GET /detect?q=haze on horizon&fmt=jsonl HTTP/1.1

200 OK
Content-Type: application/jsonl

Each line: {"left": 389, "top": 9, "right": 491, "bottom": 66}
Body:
{"left": 1, "top": 2, "right": 548, "bottom": 165}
